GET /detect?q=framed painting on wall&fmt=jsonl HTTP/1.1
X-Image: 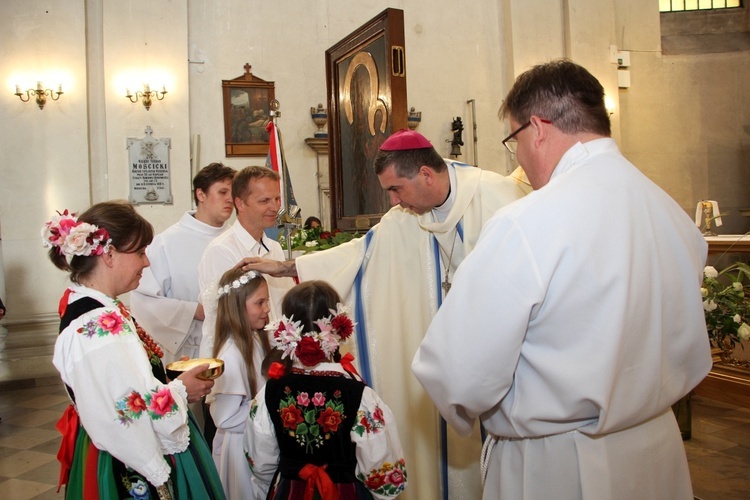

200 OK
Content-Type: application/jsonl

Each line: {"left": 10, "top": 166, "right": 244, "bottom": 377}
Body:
{"left": 222, "top": 64, "right": 275, "bottom": 157}
{"left": 325, "top": 8, "right": 408, "bottom": 231}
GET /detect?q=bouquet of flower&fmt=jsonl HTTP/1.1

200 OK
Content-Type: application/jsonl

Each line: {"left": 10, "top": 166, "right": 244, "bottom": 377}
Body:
{"left": 702, "top": 262, "right": 750, "bottom": 350}
{"left": 279, "top": 226, "right": 363, "bottom": 254}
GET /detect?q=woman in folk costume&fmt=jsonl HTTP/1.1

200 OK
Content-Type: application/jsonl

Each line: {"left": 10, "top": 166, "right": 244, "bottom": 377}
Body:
{"left": 208, "top": 268, "right": 272, "bottom": 498}
{"left": 47, "top": 201, "right": 224, "bottom": 499}
{"left": 244, "top": 280, "right": 408, "bottom": 499}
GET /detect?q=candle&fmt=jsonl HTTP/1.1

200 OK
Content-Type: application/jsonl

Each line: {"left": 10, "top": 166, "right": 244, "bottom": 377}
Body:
{"left": 125, "top": 87, "right": 131, "bottom": 96}
{"left": 37, "top": 81, "right": 43, "bottom": 91}
{"left": 57, "top": 84, "right": 62, "bottom": 94}
{"left": 15, "top": 84, "right": 21, "bottom": 94}
{"left": 144, "top": 83, "right": 150, "bottom": 93}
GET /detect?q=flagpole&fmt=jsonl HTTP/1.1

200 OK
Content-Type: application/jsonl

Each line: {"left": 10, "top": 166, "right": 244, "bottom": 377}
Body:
{"left": 269, "top": 99, "right": 300, "bottom": 260}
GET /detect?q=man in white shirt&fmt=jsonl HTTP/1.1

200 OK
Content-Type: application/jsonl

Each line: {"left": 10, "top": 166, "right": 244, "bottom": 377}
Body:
{"left": 131, "top": 163, "right": 236, "bottom": 364}
{"left": 412, "top": 59, "right": 712, "bottom": 499}
{"left": 198, "top": 166, "right": 295, "bottom": 359}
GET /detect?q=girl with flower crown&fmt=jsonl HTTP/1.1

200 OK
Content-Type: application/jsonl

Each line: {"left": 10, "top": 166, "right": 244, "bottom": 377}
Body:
{"left": 45, "top": 201, "right": 224, "bottom": 499}
{"left": 208, "top": 267, "right": 272, "bottom": 498}
{"left": 243, "top": 280, "right": 408, "bottom": 499}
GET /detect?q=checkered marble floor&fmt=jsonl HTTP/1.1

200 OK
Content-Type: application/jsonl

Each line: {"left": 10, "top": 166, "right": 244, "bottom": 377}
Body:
{"left": 0, "top": 382, "right": 71, "bottom": 499}
{"left": 0, "top": 382, "right": 748, "bottom": 499}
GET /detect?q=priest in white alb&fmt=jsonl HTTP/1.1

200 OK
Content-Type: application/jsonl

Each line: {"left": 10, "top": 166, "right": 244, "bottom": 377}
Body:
{"left": 412, "top": 60, "right": 711, "bottom": 499}
{"left": 131, "top": 163, "right": 236, "bottom": 364}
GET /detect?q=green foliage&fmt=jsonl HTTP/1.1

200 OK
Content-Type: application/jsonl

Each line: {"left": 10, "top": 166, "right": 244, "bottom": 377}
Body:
{"left": 279, "top": 226, "right": 364, "bottom": 253}
{"left": 702, "top": 262, "right": 750, "bottom": 350}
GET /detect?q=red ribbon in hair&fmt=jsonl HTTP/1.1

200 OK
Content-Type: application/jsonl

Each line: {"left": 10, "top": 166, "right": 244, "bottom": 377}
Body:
{"left": 298, "top": 464, "right": 338, "bottom": 500}
{"left": 267, "top": 362, "right": 286, "bottom": 380}
{"left": 340, "top": 352, "right": 364, "bottom": 383}
{"left": 55, "top": 404, "right": 79, "bottom": 492}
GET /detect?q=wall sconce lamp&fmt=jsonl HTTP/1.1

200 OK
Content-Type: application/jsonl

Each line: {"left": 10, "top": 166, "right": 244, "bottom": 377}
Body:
{"left": 15, "top": 82, "right": 63, "bottom": 110}
{"left": 605, "top": 97, "right": 616, "bottom": 117}
{"left": 125, "top": 84, "right": 167, "bottom": 110}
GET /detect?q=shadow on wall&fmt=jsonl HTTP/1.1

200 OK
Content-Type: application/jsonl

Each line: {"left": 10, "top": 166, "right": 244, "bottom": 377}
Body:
{"left": 706, "top": 143, "right": 750, "bottom": 236}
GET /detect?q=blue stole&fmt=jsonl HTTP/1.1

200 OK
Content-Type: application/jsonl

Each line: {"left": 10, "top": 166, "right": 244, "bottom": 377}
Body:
{"left": 432, "top": 222, "right": 464, "bottom": 500}
{"left": 353, "top": 229, "right": 375, "bottom": 385}
{"left": 352, "top": 218, "right": 483, "bottom": 500}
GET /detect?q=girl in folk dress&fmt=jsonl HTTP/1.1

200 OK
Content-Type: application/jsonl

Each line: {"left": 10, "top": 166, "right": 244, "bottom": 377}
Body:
{"left": 209, "top": 267, "right": 271, "bottom": 498}
{"left": 244, "top": 280, "right": 408, "bottom": 499}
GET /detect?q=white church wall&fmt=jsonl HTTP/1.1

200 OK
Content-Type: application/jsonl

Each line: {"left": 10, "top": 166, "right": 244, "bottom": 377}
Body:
{"left": 566, "top": 0, "right": 620, "bottom": 145}
{"left": 100, "top": 0, "right": 192, "bottom": 234}
{"left": 619, "top": 49, "right": 750, "bottom": 228}
{"left": 0, "top": 0, "right": 90, "bottom": 320}
{"left": 501, "top": 0, "right": 621, "bottom": 150}
{"left": 0, "top": 0, "right": 192, "bottom": 319}
{"left": 614, "top": 0, "right": 750, "bottom": 230}
{"left": 505, "top": 0, "right": 566, "bottom": 76}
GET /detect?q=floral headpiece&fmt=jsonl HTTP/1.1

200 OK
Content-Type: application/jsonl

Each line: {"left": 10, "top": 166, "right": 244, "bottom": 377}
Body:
{"left": 41, "top": 210, "right": 112, "bottom": 257}
{"left": 217, "top": 270, "right": 261, "bottom": 298}
{"left": 266, "top": 303, "right": 355, "bottom": 367}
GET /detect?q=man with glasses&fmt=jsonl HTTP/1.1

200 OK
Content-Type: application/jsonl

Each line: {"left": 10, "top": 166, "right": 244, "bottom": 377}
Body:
{"left": 414, "top": 59, "right": 711, "bottom": 498}
{"left": 240, "top": 129, "right": 527, "bottom": 500}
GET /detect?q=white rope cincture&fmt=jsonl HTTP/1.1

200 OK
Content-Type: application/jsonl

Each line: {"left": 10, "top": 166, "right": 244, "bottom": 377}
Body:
{"left": 480, "top": 434, "right": 498, "bottom": 488}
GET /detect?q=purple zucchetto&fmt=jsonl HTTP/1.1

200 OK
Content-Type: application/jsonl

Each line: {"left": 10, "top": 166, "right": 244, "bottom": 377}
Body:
{"left": 379, "top": 129, "right": 433, "bottom": 151}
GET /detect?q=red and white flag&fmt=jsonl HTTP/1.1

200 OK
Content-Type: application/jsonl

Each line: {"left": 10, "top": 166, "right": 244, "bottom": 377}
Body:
{"left": 266, "top": 121, "right": 286, "bottom": 210}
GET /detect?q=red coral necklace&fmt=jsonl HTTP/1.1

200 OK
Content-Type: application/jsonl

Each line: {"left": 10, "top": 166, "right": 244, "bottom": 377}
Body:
{"left": 114, "top": 299, "right": 164, "bottom": 359}
{"left": 135, "top": 322, "right": 164, "bottom": 359}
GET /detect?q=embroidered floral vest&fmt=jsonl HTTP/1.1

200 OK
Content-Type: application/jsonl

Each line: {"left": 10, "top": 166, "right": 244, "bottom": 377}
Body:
{"left": 264, "top": 373, "right": 366, "bottom": 483}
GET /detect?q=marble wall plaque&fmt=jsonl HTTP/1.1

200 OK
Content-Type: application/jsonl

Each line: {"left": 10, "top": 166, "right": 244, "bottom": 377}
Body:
{"left": 126, "top": 126, "right": 173, "bottom": 205}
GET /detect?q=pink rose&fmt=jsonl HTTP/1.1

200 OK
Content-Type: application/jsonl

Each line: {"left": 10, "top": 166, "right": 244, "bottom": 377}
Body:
{"left": 98, "top": 311, "right": 124, "bottom": 334}
{"left": 148, "top": 387, "right": 176, "bottom": 416}
{"left": 386, "top": 468, "right": 405, "bottom": 486}
{"left": 296, "top": 392, "right": 310, "bottom": 407}
{"left": 58, "top": 215, "right": 77, "bottom": 234}
{"left": 312, "top": 392, "right": 326, "bottom": 406}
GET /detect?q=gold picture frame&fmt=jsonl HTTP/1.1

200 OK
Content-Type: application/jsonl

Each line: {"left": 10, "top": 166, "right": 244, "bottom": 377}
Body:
{"left": 325, "top": 8, "right": 408, "bottom": 231}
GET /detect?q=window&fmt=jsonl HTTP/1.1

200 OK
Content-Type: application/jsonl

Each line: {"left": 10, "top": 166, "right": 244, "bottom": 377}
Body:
{"left": 660, "top": 0, "right": 742, "bottom": 11}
